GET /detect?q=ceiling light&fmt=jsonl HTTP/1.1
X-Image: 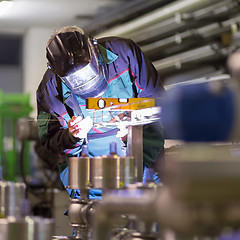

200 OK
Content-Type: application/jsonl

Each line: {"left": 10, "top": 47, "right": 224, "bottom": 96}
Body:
{"left": 0, "top": 0, "right": 13, "bottom": 15}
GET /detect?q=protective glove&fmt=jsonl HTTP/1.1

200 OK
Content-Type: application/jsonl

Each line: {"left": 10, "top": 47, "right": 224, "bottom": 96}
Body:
{"left": 68, "top": 115, "right": 93, "bottom": 139}
{"left": 116, "top": 125, "right": 128, "bottom": 139}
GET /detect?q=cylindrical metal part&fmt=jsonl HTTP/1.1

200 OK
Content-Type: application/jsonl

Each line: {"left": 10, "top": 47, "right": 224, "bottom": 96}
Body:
{"left": 89, "top": 156, "right": 104, "bottom": 189}
{"left": 101, "top": 154, "right": 120, "bottom": 189}
{"left": 119, "top": 156, "right": 136, "bottom": 186}
{"left": 68, "top": 199, "right": 86, "bottom": 225}
{"left": 90, "top": 155, "right": 120, "bottom": 189}
{"left": 0, "top": 216, "right": 54, "bottom": 240}
{"left": 25, "top": 216, "right": 55, "bottom": 240}
{"left": 68, "top": 157, "right": 90, "bottom": 189}
{"left": 7, "top": 217, "right": 28, "bottom": 240}
{"left": 52, "top": 237, "right": 70, "bottom": 240}
{"left": 0, "top": 181, "right": 26, "bottom": 218}
{"left": 127, "top": 125, "right": 143, "bottom": 182}
{"left": 90, "top": 155, "right": 136, "bottom": 189}
{"left": 68, "top": 198, "right": 97, "bottom": 227}
{"left": 0, "top": 218, "right": 8, "bottom": 239}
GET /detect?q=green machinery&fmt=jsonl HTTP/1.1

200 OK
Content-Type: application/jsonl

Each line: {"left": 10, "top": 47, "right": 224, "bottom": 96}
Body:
{"left": 0, "top": 89, "right": 33, "bottom": 181}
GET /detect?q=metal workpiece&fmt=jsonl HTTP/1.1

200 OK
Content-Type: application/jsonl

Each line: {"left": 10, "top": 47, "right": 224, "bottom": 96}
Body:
{"left": 68, "top": 157, "right": 90, "bottom": 190}
{"left": 93, "top": 183, "right": 160, "bottom": 240}
{"left": 0, "top": 216, "right": 55, "bottom": 240}
{"left": 90, "top": 155, "right": 136, "bottom": 190}
{"left": 66, "top": 151, "right": 136, "bottom": 240}
{"left": 89, "top": 156, "right": 104, "bottom": 189}
{"left": 68, "top": 198, "right": 97, "bottom": 227}
{"left": 100, "top": 154, "right": 121, "bottom": 189}
{"left": 119, "top": 156, "right": 135, "bottom": 187}
{"left": 91, "top": 142, "right": 240, "bottom": 240}
{"left": 0, "top": 181, "right": 55, "bottom": 240}
{"left": 0, "top": 181, "right": 26, "bottom": 218}
{"left": 25, "top": 216, "right": 55, "bottom": 240}
{"left": 67, "top": 198, "right": 98, "bottom": 240}
{"left": 90, "top": 154, "right": 120, "bottom": 190}
{"left": 127, "top": 125, "right": 143, "bottom": 182}
{"left": 152, "top": 144, "right": 240, "bottom": 237}
{"left": 164, "top": 144, "right": 240, "bottom": 202}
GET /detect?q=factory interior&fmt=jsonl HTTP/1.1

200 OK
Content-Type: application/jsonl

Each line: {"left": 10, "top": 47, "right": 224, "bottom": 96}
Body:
{"left": 1, "top": 0, "right": 240, "bottom": 239}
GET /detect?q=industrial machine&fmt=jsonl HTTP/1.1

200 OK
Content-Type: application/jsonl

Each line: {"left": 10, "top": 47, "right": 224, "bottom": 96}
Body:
{"left": 12, "top": 97, "right": 162, "bottom": 240}
{"left": 63, "top": 143, "right": 136, "bottom": 240}
{"left": 50, "top": 98, "right": 161, "bottom": 240}
{"left": 6, "top": 78, "right": 240, "bottom": 240}
{"left": 90, "top": 75, "right": 240, "bottom": 240}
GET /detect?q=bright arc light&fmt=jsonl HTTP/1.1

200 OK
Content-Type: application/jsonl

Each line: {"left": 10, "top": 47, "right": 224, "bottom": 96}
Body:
{"left": 0, "top": 1, "right": 13, "bottom": 15}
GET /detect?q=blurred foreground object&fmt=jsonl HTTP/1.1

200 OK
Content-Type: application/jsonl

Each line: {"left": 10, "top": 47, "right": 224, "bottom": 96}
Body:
{"left": 161, "top": 74, "right": 240, "bottom": 142}
{"left": 93, "top": 70, "right": 240, "bottom": 240}
{"left": 158, "top": 143, "right": 240, "bottom": 237}
{"left": 0, "top": 90, "right": 33, "bottom": 181}
{"left": 0, "top": 180, "right": 55, "bottom": 240}
{"left": 93, "top": 143, "right": 240, "bottom": 240}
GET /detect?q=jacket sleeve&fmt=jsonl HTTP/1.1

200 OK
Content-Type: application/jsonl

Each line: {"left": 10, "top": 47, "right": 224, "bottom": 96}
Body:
{"left": 36, "top": 73, "right": 83, "bottom": 157}
{"left": 127, "top": 39, "right": 165, "bottom": 99}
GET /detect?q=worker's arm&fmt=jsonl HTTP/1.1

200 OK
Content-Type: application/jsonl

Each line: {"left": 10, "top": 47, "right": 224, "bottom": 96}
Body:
{"left": 37, "top": 110, "right": 84, "bottom": 156}
{"left": 126, "top": 39, "right": 165, "bottom": 98}
{"left": 36, "top": 71, "right": 87, "bottom": 156}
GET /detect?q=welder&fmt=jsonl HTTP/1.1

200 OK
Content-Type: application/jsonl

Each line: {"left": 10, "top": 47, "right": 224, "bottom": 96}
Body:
{"left": 36, "top": 26, "right": 165, "bottom": 200}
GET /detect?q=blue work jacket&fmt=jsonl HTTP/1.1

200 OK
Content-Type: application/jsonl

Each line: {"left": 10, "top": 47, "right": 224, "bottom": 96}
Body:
{"left": 36, "top": 37, "right": 165, "bottom": 198}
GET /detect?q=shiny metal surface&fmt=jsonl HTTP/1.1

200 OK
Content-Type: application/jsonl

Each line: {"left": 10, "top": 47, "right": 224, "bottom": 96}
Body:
{"left": 70, "top": 154, "right": 136, "bottom": 190}
{"left": 52, "top": 237, "right": 70, "bottom": 240}
{"left": 0, "top": 218, "right": 8, "bottom": 239}
{"left": 89, "top": 156, "right": 103, "bottom": 189}
{"left": 119, "top": 156, "right": 135, "bottom": 186}
{"left": 0, "top": 181, "right": 26, "bottom": 218}
{"left": 94, "top": 184, "right": 159, "bottom": 240}
{"left": 154, "top": 144, "right": 240, "bottom": 237}
{"left": 68, "top": 198, "right": 97, "bottom": 227}
{"left": 164, "top": 144, "right": 240, "bottom": 201}
{"left": 68, "top": 199, "right": 86, "bottom": 225}
{"left": 90, "top": 155, "right": 120, "bottom": 189}
{"left": 0, "top": 216, "right": 55, "bottom": 240}
{"left": 27, "top": 217, "right": 55, "bottom": 240}
{"left": 68, "top": 157, "right": 90, "bottom": 190}
{"left": 128, "top": 125, "right": 143, "bottom": 182}
{"left": 90, "top": 154, "right": 136, "bottom": 189}
{"left": 102, "top": 154, "right": 120, "bottom": 189}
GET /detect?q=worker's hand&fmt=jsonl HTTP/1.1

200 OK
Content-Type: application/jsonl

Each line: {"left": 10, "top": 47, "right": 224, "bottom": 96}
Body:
{"left": 68, "top": 116, "right": 93, "bottom": 139}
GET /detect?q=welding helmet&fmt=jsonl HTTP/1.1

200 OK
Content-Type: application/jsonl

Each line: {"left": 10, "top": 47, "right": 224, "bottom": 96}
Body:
{"left": 46, "top": 31, "right": 108, "bottom": 99}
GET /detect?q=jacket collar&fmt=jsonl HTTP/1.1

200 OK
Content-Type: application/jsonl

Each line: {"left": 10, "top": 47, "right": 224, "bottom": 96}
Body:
{"left": 62, "top": 82, "right": 71, "bottom": 101}
{"left": 62, "top": 44, "right": 118, "bottom": 101}
{"left": 98, "top": 44, "right": 118, "bottom": 64}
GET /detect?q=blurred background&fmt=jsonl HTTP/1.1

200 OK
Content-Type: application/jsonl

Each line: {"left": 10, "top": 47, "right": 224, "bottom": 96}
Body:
{"left": 1, "top": 0, "right": 239, "bottom": 111}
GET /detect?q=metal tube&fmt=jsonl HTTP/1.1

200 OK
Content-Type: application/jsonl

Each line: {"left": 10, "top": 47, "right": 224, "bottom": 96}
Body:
{"left": 127, "top": 0, "right": 239, "bottom": 42}
{"left": 95, "top": 0, "right": 220, "bottom": 38}
{"left": 68, "top": 157, "right": 90, "bottom": 190}
{"left": 94, "top": 189, "right": 157, "bottom": 240}
{"left": 127, "top": 125, "right": 143, "bottom": 182}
